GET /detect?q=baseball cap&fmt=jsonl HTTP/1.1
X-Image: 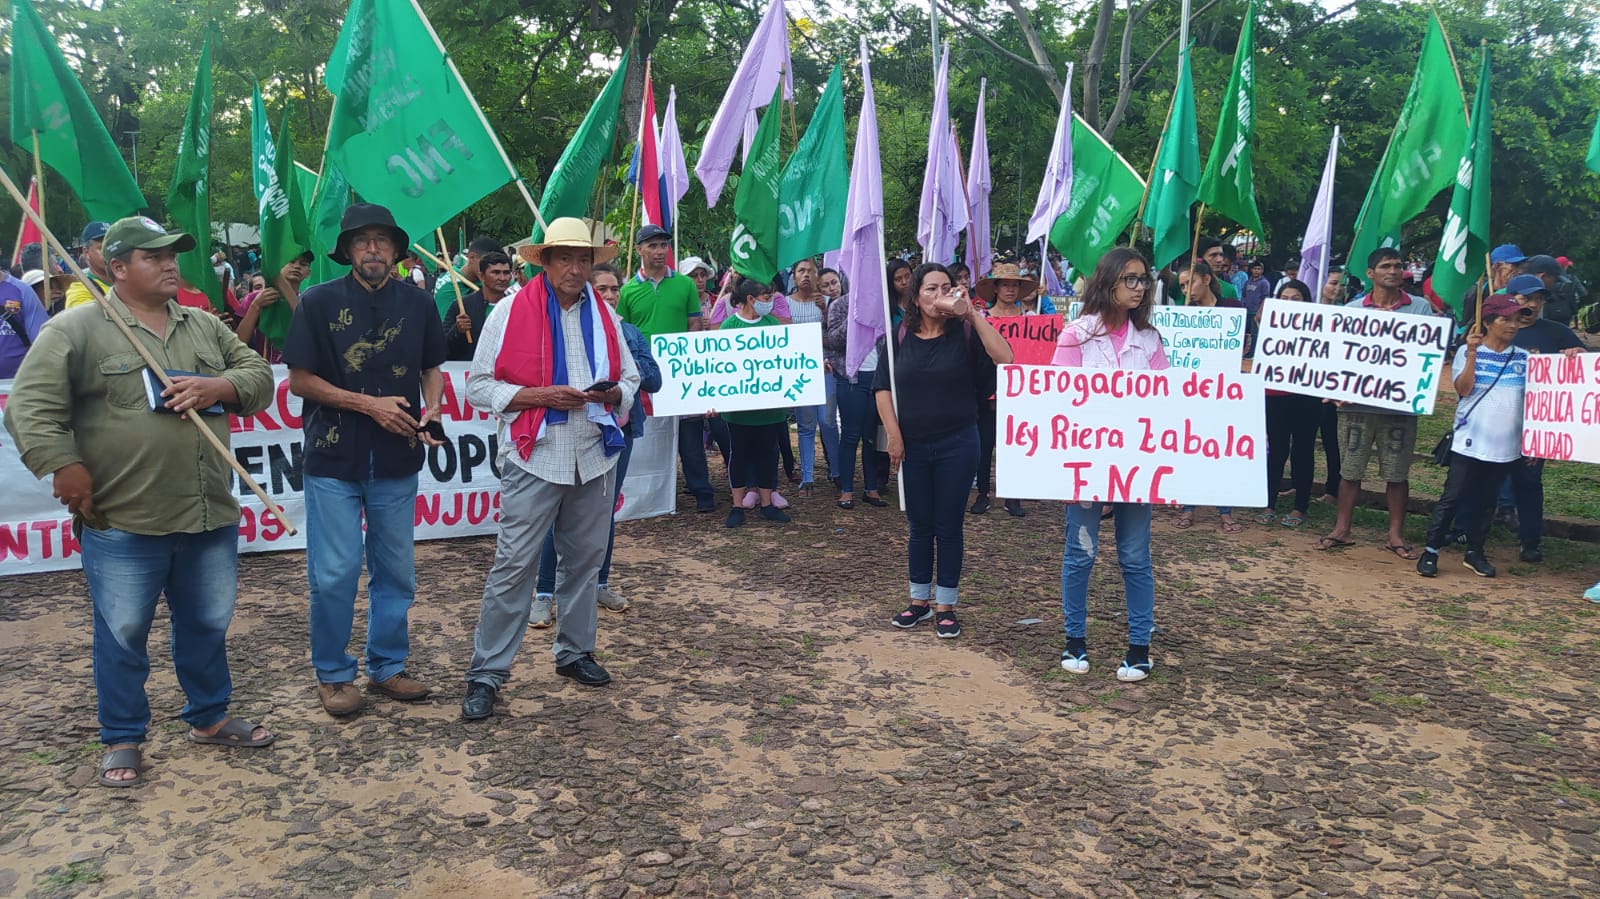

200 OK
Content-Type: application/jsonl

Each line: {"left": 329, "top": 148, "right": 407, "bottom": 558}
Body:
{"left": 1522, "top": 255, "right": 1562, "bottom": 277}
{"left": 81, "top": 221, "right": 110, "bottom": 244}
{"left": 1488, "top": 244, "right": 1526, "bottom": 265}
{"left": 634, "top": 224, "right": 670, "bottom": 245}
{"left": 1480, "top": 294, "right": 1535, "bottom": 320}
{"left": 1555, "top": 255, "right": 1572, "bottom": 268}
{"left": 101, "top": 216, "right": 197, "bottom": 259}
{"left": 1504, "top": 273, "right": 1547, "bottom": 296}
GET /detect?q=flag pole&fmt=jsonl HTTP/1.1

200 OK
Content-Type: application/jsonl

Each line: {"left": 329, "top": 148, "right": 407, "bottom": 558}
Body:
{"left": 31, "top": 132, "right": 49, "bottom": 276}
{"left": 0, "top": 163, "right": 297, "bottom": 535}
{"left": 411, "top": 242, "right": 479, "bottom": 292}
{"left": 435, "top": 227, "right": 472, "bottom": 344}
{"left": 9, "top": 178, "right": 31, "bottom": 269}
{"left": 1320, "top": 126, "right": 1338, "bottom": 290}
{"left": 1189, "top": 203, "right": 1207, "bottom": 271}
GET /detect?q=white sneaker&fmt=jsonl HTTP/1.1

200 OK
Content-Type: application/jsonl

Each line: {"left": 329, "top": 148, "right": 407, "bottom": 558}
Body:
{"left": 529, "top": 595, "right": 553, "bottom": 628}
{"left": 596, "top": 585, "right": 630, "bottom": 613}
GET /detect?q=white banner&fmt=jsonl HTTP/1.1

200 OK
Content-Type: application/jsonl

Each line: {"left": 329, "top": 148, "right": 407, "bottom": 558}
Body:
{"left": 1253, "top": 299, "right": 1450, "bottom": 414}
{"left": 0, "top": 363, "right": 672, "bottom": 576}
{"left": 617, "top": 415, "right": 679, "bottom": 521}
{"left": 995, "top": 364, "right": 1267, "bottom": 507}
{"left": 650, "top": 323, "right": 826, "bottom": 416}
{"left": 1067, "top": 302, "right": 1247, "bottom": 370}
{"left": 1522, "top": 351, "right": 1600, "bottom": 463}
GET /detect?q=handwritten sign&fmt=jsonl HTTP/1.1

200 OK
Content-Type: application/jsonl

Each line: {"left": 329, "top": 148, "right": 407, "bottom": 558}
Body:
{"left": 1064, "top": 302, "right": 1247, "bottom": 370}
{"left": 995, "top": 365, "right": 1267, "bottom": 506}
{"left": 992, "top": 315, "right": 1063, "bottom": 365}
{"left": 1252, "top": 299, "right": 1449, "bottom": 414}
{"left": 650, "top": 323, "right": 826, "bottom": 416}
{"left": 1522, "top": 352, "right": 1600, "bottom": 463}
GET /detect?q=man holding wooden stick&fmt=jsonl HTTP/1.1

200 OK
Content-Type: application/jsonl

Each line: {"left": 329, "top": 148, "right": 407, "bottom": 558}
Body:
{"left": 4, "top": 216, "right": 278, "bottom": 788}
{"left": 283, "top": 204, "right": 448, "bottom": 718}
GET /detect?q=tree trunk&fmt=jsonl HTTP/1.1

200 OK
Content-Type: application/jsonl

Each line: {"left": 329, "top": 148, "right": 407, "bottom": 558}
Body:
{"left": 1082, "top": 0, "right": 1117, "bottom": 132}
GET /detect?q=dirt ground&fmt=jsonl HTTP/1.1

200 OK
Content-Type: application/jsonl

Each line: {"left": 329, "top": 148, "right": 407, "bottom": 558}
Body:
{"left": 1, "top": 482, "right": 1597, "bottom": 898}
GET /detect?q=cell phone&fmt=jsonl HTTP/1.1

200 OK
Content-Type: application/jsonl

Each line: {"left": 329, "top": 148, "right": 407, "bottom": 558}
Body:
{"left": 417, "top": 420, "right": 447, "bottom": 441}
{"left": 584, "top": 379, "right": 618, "bottom": 393}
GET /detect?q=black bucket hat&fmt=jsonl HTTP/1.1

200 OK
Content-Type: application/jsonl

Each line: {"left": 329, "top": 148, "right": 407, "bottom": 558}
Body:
{"left": 330, "top": 203, "right": 410, "bottom": 265}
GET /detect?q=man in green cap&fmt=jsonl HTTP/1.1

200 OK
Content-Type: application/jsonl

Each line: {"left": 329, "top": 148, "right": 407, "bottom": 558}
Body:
{"left": 4, "top": 216, "right": 278, "bottom": 789}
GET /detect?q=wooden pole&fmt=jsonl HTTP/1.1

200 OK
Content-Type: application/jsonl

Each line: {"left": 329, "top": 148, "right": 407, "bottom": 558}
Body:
{"left": 9, "top": 178, "right": 30, "bottom": 268}
{"left": 32, "top": 131, "right": 49, "bottom": 276}
{"left": 435, "top": 228, "right": 473, "bottom": 344}
{"left": 411, "top": 242, "right": 479, "bottom": 292}
{"left": 1189, "top": 203, "right": 1208, "bottom": 273}
{"left": 0, "top": 164, "right": 298, "bottom": 535}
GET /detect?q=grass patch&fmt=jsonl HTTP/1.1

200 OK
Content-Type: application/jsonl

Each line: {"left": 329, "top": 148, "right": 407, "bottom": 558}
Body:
{"left": 1406, "top": 789, "right": 1433, "bottom": 804}
{"left": 1555, "top": 777, "right": 1600, "bottom": 802}
{"left": 1192, "top": 596, "right": 1217, "bottom": 609}
{"left": 1532, "top": 732, "right": 1558, "bottom": 748}
{"left": 777, "top": 694, "right": 798, "bottom": 708}
{"left": 1474, "top": 670, "right": 1536, "bottom": 699}
{"left": 1217, "top": 615, "right": 1248, "bottom": 628}
{"left": 42, "top": 862, "right": 104, "bottom": 887}
{"left": 1467, "top": 632, "right": 1514, "bottom": 649}
{"left": 24, "top": 749, "right": 61, "bottom": 765}
{"left": 686, "top": 648, "right": 712, "bottom": 659}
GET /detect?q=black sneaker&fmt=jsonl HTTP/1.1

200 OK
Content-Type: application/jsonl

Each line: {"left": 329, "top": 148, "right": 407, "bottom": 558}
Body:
{"left": 695, "top": 495, "right": 717, "bottom": 513}
{"left": 1441, "top": 529, "right": 1468, "bottom": 548}
{"left": 1463, "top": 552, "right": 1496, "bottom": 578}
{"left": 725, "top": 508, "right": 746, "bottom": 528}
{"left": 1004, "top": 499, "right": 1026, "bottom": 517}
{"left": 934, "top": 610, "right": 961, "bottom": 639}
{"left": 758, "top": 505, "right": 791, "bottom": 523}
{"left": 891, "top": 603, "right": 933, "bottom": 628}
{"left": 1416, "top": 550, "right": 1439, "bottom": 577}
{"left": 1519, "top": 546, "right": 1544, "bottom": 563}
{"left": 968, "top": 494, "right": 991, "bottom": 515}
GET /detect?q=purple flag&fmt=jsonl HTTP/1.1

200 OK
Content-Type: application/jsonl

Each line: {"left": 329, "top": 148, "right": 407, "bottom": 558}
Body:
{"left": 964, "top": 78, "right": 993, "bottom": 280}
{"left": 1298, "top": 126, "right": 1340, "bottom": 300}
{"left": 661, "top": 86, "right": 690, "bottom": 210}
{"left": 916, "top": 44, "right": 967, "bottom": 265}
{"left": 695, "top": 0, "right": 793, "bottom": 207}
{"left": 842, "top": 37, "right": 887, "bottom": 379}
{"left": 1026, "top": 64, "right": 1076, "bottom": 245}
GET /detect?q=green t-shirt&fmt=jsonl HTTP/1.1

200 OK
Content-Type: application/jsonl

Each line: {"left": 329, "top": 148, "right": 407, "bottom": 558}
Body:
{"left": 718, "top": 312, "right": 789, "bottom": 426}
{"left": 617, "top": 270, "right": 701, "bottom": 339}
{"left": 434, "top": 267, "right": 471, "bottom": 321}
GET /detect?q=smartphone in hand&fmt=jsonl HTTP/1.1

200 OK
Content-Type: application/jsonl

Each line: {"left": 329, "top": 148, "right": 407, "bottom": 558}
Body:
{"left": 417, "top": 419, "right": 447, "bottom": 442}
{"left": 584, "top": 380, "right": 619, "bottom": 393}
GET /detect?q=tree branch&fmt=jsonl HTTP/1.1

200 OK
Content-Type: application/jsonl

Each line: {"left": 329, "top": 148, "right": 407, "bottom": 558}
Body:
{"left": 934, "top": 1, "right": 1061, "bottom": 98}
{"left": 1104, "top": 0, "right": 1225, "bottom": 136}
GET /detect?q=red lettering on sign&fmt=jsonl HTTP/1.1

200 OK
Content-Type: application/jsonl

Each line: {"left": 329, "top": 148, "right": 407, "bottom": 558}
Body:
{"left": 0, "top": 524, "right": 28, "bottom": 561}
{"left": 467, "top": 492, "right": 491, "bottom": 525}
{"left": 416, "top": 493, "right": 442, "bottom": 527}
{"left": 28, "top": 520, "right": 59, "bottom": 559}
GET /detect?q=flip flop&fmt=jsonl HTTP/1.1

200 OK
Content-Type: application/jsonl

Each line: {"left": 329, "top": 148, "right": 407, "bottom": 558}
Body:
{"left": 1173, "top": 513, "right": 1194, "bottom": 530}
{"left": 1281, "top": 512, "right": 1305, "bottom": 527}
{"left": 1384, "top": 543, "right": 1420, "bottom": 561}
{"left": 187, "top": 717, "right": 275, "bottom": 748}
{"left": 1255, "top": 511, "right": 1278, "bottom": 525}
{"left": 1220, "top": 520, "right": 1245, "bottom": 534}
{"left": 97, "top": 747, "right": 144, "bottom": 788}
{"left": 1315, "top": 535, "right": 1356, "bottom": 551}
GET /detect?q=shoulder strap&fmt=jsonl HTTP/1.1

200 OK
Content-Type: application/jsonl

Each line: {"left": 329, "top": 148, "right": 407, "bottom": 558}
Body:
{"left": 1456, "top": 351, "right": 1511, "bottom": 426}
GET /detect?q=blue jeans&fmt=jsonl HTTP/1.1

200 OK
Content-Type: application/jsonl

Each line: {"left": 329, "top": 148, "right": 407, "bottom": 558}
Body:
{"left": 795, "top": 401, "right": 840, "bottom": 485}
{"left": 538, "top": 435, "right": 633, "bottom": 594}
{"left": 835, "top": 374, "right": 879, "bottom": 494}
{"left": 1062, "top": 502, "right": 1155, "bottom": 645}
{"left": 901, "top": 424, "right": 979, "bottom": 604}
{"left": 305, "top": 471, "right": 419, "bottom": 684}
{"left": 81, "top": 524, "right": 240, "bottom": 746}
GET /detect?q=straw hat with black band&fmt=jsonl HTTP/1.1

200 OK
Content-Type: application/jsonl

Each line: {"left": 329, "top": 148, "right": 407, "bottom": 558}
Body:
{"left": 972, "top": 261, "right": 1039, "bottom": 305}
{"left": 516, "top": 217, "right": 618, "bottom": 266}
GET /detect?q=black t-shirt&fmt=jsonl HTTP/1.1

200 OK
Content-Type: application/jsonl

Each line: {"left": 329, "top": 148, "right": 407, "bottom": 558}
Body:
{"left": 446, "top": 290, "right": 497, "bottom": 362}
{"left": 1513, "top": 319, "right": 1585, "bottom": 355}
{"left": 872, "top": 320, "right": 993, "bottom": 443}
{"left": 282, "top": 274, "right": 448, "bottom": 480}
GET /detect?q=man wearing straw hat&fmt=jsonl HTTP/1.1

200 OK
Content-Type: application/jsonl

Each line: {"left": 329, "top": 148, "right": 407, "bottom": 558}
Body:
{"left": 4, "top": 216, "right": 278, "bottom": 787}
{"left": 460, "top": 217, "right": 640, "bottom": 720}
{"left": 282, "top": 204, "right": 448, "bottom": 718}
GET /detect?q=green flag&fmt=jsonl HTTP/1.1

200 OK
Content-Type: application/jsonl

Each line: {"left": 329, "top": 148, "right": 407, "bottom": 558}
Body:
{"left": 532, "top": 50, "right": 631, "bottom": 243}
{"left": 254, "top": 103, "right": 313, "bottom": 346}
{"left": 776, "top": 65, "right": 848, "bottom": 269}
{"left": 730, "top": 83, "right": 785, "bottom": 283}
{"left": 1431, "top": 47, "right": 1492, "bottom": 316}
{"left": 308, "top": 157, "right": 353, "bottom": 266}
{"left": 294, "top": 161, "right": 350, "bottom": 287}
{"left": 164, "top": 34, "right": 223, "bottom": 311}
{"left": 1141, "top": 49, "right": 1201, "bottom": 269}
{"left": 9, "top": 0, "right": 144, "bottom": 221}
{"left": 1197, "top": 0, "right": 1264, "bottom": 237}
{"left": 1050, "top": 115, "right": 1146, "bottom": 275}
{"left": 250, "top": 82, "right": 272, "bottom": 202}
{"left": 323, "top": 0, "right": 520, "bottom": 242}
{"left": 1586, "top": 109, "right": 1600, "bottom": 175}
{"left": 1349, "top": 16, "right": 1468, "bottom": 273}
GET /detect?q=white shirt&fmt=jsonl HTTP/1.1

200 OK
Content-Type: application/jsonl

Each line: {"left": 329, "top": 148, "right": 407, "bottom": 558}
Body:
{"left": 1450, "top": 344, "right": 1528, "bottom": 463}
{"left": 466, "top": 289, "right": 641, "bottom": 485}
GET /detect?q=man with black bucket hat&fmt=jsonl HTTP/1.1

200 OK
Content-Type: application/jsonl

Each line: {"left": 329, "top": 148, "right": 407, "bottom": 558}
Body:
{"left": 283, "top": 204, "right": 449, "bottom": 717}
{"left": 5, "top": 216, "right": 278, "bottom": 788}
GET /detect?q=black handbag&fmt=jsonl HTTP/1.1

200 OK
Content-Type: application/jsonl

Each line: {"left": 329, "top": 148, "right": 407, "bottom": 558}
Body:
{"left": 1431, "top": 354, "right": 1509, "bottom": 466}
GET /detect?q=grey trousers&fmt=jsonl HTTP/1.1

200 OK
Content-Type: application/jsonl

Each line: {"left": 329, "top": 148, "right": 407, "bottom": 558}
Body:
{"left": 466, "top": 462, "right": 615, "bottom": 685}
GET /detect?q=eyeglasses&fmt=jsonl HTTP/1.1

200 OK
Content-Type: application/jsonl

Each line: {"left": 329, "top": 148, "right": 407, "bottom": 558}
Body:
{"left": 1119, "top": 275, "right": 1154, "bottom": 289}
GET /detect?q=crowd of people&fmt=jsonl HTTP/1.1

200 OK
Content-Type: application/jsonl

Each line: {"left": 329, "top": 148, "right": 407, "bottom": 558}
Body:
{"left": 3, "top": 205, "right": 1597, "bottom": 789}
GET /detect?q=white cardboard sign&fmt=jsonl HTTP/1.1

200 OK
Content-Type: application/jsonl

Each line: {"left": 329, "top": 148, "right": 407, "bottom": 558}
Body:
{"left": 650, "top": 323, "right": 826, "bottom": 416}
{"left": 1252, "top": 299, "right": 1450, "bottom": 414}
{"left": 1522, "top": 351, "right": 1600, "bottom": 463}
{"left": 1066, "top": 302, "right": 1247, "bottom": 370}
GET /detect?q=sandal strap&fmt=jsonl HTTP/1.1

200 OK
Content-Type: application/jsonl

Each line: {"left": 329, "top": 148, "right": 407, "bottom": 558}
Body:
{"left": 100, "top": 747, "right": 143, "bottom": 772}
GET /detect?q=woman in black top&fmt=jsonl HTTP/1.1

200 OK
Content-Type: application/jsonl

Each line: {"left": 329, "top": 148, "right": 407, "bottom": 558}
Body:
{"left": 875, "top": 264, "right": 1014, "bottom": 638}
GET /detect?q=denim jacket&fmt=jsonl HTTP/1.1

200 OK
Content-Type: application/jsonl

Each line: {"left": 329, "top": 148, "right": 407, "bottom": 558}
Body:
{"left": 622, "top": 320, "right": 662, "bottom": 438}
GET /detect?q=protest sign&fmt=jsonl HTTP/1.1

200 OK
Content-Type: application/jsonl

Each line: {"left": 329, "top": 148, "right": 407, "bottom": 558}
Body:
{"left": 995, "top": 364, "right": 1267, "bottom": 507}
{"left": 1063, "top": 302, "right": 1247, "bottom": 370}
{"left": 1521, "top": 351, "right": 1600, "bottom": 463}
{"left": 992, "top": 314, "right": 1063, "bottom": 365}
{"left": 617, "top": 415, "right": 680, "bottom": 521}
{"left": 0, "top": 363, "right": 673, "bottom": 576}
{"left": 650, "top": 323, "right": 825, "bottom": 417}
{"left": 1252, "top": 299, "right": 1449, "bottom": 414}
